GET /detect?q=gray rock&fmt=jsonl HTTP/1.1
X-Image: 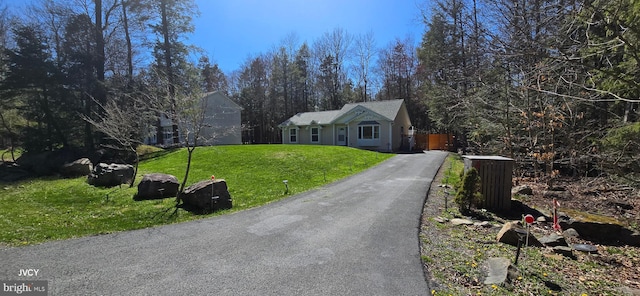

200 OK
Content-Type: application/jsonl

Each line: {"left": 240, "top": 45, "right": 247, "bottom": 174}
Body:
{"left": 60, "top": 158, "right": 93, "bottom": 177}
{"left": 474, "top": 221, "right": 493, "bottom": 228}
{"left": 563, "top": 228, "right": 580, "bottom": 238}
{"left": 0, "top": 163, "right": 29, "bottom": 182}
{"left": 496, "top": 221, "right": 543, "bottom": 247}
{"left": 542, "top": 190, "right": 573, "bottom": 200}
{"left": 560, "top": 220, "right": 640, "bottom": 246}
{"left": 87, "top": 163, "right": 134, "bottom": 187}
{"left": 181, "top": 179, "right": 232, "bottom": 213}
{"left": 451, "top": 218, "right": 474, "bottom": 226}
{"left": 484, "top": 257, "right": 511, "bottom": 285}
{"left": 552, "top": 246, "right": 574, "bottom": 257}
{"left": 512, "top": 185, "right": 533, "bottom": 196}
{"left": 572, "top": 243, "right": 598, "bottom": 253}
{"left": 618, "top": 286, "right": 640, "bottom": 296}
{"left": 536, "top": 216, "right": 547, "bottom": 223}
{"left": 434, "top": 216, "right": 449, "bottom": 223}
{"left": 610, "top": 200, "right": 634, "bottom": 211}
{"left": 135, "top": 173, "right": 179, "bottom": 200}
{"left": 539, "top": 233, "right": 567, "bottom": 247}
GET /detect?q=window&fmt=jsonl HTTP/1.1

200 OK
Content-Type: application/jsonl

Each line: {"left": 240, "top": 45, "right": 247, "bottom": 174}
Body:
{"left": 163, "top": 127, "right": 173, "bottom": 144}
{"left": 311, "top": 127, "right": 319, "bottom": 143}
{"left": 358, "top": 125, "right": 379, "bottom": 140}
{"left": 357, "top": 121, "right": 381, "bottom": 147}
{"left": 289, "top": 128, "right": 298, "bottom": 143}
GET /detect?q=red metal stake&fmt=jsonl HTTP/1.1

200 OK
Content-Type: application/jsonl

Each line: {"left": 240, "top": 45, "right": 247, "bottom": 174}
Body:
{"left": 553, "top": 199, "right": 561, "bottom": 231}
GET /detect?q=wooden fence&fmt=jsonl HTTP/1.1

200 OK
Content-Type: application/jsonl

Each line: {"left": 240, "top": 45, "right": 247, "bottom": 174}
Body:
{"left": 414, "top": 133, "right": 454, "bottom": 151}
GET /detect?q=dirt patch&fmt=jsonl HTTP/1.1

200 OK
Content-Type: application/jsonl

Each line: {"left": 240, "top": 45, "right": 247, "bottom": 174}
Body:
{"left": 515, "top": 176, "right": 639, "bottom": 229}
{"left": 420, "top": 158, "right": 640, "bottom": 295}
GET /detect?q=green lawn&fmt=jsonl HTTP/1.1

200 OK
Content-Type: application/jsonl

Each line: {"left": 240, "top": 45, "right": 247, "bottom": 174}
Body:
{"left": 0, "top": 145, "right": 393, "bottom": 246}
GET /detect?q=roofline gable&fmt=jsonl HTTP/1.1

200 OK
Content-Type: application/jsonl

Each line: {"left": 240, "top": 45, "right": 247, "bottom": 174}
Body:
{"left": 278, "top": 99, "right": 405, "bottom": 129}
{"left": 331, "top": 104, "right": 390, "bottom": 124}
{"left": 203, "top": 91, "right": 243, "bottom": 110}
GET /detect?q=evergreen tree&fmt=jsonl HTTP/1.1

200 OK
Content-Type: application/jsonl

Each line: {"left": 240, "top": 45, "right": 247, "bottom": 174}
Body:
{"left": 2, "top": 25, "right": 70, "bottom": 151}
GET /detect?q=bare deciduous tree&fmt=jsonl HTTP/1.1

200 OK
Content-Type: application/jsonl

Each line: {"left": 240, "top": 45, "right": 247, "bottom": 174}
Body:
{"left": 353, "top": 31, "right": 376, "bottom": 102}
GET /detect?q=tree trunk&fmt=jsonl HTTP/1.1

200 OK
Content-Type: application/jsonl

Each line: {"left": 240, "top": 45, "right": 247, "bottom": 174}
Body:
{"left": 92, "top": 0, "right": 106, "bottom": 152}
{"left": 178, "top": 146, "right": 196, "bottom": 204}
{"left": 160, "top": 0, "right": 179, "bottom": 145}
{"left": 130, "top": 145, "right": 139, "bottom": 188}
{"left": 121, "top": 0, "right": 134, "bottom": 83}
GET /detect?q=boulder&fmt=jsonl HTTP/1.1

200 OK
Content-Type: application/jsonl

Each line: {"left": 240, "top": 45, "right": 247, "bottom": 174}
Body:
{"left": 572, "top": 243, "right": 598, "bottom": 253}
{"left": 135, "top": 173, "right": 179, "bottom": 200}
{"left": 0, "top": 163, "right": 29, "bottom": 182}
{"left": 496, "top": 221, "right": 543, "bottom": 247}
{"left": 512, "top": 185, "right": 533, "bottom": 196}
{"left": 451, "top": 218, "right": 474, "bottom": 226}
{"left": 60, "top": 158, "right": 93, "bottom": 177}
{"left": 552, "top": 246, "right": 575, "bottom": 258}
{"left": 87, "top": 163, "right": 134, "bottom": 187}
{"left": 484, "top": 257, "right": 512, "bottom": 285}
{"left": 181, "top": 179, "right": 232, "bottom": 213}
{"left": 434, "top": 216, "right": 449, "bottom": 223}
{"left": 539, "top": 233, "right": 567, "bottom": 247}
{"left": 542, "top": 190, "right": 573, "bottom": 200}
{"left": 563, "top": 228, "right": 580, "bottom": 238}
{"left": 17, "top": 148, "right": 81, "bottom": 176}
{"left": 560, "top": 220, "right": 640, "bottom": 246}
{"left": 474, "top": 221, "right": 493, "bottom": 228}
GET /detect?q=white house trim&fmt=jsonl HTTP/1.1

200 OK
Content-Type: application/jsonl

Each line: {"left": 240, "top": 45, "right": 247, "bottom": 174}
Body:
{"left": 388, "top": 121, "right": 393, "bottom": 152}
{"left": 332, "top": 125, "right": 335, "bottom": 145}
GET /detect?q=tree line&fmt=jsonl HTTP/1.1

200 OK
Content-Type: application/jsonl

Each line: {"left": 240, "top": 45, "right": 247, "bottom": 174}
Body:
{"left": 0, "top": 0, "right": 638, "bottom": 181}
{"left": 419, "top": 0, "right": 639, "bottom": 181}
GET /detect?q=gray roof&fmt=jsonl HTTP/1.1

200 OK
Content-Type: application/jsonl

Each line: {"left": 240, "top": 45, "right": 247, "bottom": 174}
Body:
{"left": 336, "top": 99, "right": 404, "bottom": 122}
{"left": 279, "top": 99, "right": 404, "bottom": 127}
{"left": 279, "top": 110, "right": 341, "bottom": 126}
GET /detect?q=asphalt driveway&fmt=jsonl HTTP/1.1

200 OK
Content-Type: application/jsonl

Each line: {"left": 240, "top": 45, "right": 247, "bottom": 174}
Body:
{"left": 0, "top": 150, "right": 447, "bottom": 296}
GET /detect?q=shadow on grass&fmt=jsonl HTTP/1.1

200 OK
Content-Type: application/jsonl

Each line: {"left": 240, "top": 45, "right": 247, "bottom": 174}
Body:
{"left": 139, "top": 147, "right": 180, "bottom": 161}
{"left": 147, "top": 201, "right": 229, "bottom": 220}
{"left": 493, "top": 200, "right": 548, "bottom": 221}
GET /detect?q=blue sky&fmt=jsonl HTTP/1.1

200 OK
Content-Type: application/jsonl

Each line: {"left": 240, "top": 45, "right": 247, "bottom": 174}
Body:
{"left": 5, "top": 0, "right": 428, "bottom": 74}
{"left": 193, "top": 0, "right": 427, "bottom": 72}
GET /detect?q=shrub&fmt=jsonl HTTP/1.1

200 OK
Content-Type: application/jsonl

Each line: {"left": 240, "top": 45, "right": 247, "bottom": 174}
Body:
{"left": 454, "top": 168, "right": 483, "bottom": 214}
{"left": 600, "top": 123, "right": 640, "bottom": 181}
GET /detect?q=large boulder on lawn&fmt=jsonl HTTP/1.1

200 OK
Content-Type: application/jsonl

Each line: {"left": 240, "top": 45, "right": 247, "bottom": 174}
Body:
{"left": 496, "top": 221, "right": 543, "bottom": 247}
{"left": 87, "top": 163, "right": 134, "bottom": 187}
{"left": 17, "top": 148, "right": 81, "bottom": 176}
{"left": 0, "top": 163, "right": 29, "bottom": 182}
{"left": 60, "top": 158, "right": 93, "bottom": 177}
{"left": 135, "top": 173, "right": 179, "bottom": 200}
{"left": 181, "top": 179, "right": 232, "bottom": 213}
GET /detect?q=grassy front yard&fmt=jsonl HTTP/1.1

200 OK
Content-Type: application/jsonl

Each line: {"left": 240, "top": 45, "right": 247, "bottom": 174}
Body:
{"left": 0, "top": 145, "right": 393, "bottom": 246}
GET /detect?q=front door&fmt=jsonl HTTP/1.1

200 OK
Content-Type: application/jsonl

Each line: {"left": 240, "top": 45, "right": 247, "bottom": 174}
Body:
{"left": 337, "top": 127, "right": 346, "bottom": 146}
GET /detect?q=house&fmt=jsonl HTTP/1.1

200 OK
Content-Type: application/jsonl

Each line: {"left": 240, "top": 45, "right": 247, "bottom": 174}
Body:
{"left": 278, "top": 99, "right": 413, "bottom": 152}
{"left": 145, "top": 91, "right": 242, "bottom": 146}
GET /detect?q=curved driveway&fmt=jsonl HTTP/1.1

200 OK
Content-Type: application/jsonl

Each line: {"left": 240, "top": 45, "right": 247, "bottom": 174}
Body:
{"left": 0, "top": 151, "right": 447, "bottom": 296}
